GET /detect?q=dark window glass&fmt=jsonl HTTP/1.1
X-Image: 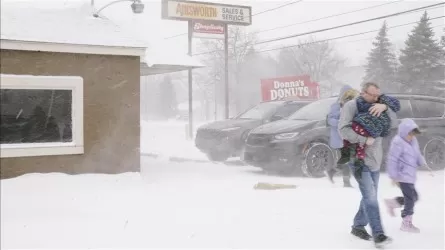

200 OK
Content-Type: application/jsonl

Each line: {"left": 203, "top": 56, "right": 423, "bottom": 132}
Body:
{"left": 0, "top": 89, "right": 72, "bottom": 144}
{"left": 273, "top": 103, "right": 308, "bottom": 118}
{"left": 411, "top": 99, "right": 445, "bottom": 118}
{"left": 288, "top": 98, "right": 337, "bottom": 121}
{"left": 396, "top": 99, "right": 413, "bottom": 119}
{"left": 236, "top": 102, "right": 283, "bottom": 120}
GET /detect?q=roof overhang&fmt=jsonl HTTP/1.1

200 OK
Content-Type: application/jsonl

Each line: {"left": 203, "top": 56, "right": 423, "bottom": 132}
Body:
{"left": 140, "top": 48, "right": 205, "bottom": 76}
{"left": 0, "top": 39, "right": 146, "bottom": 56}
{"left": 140, "top": 62, "right": 205, "bottom": 76}
{"left": 0, "top": 39, "right": 206, "bottom": 76}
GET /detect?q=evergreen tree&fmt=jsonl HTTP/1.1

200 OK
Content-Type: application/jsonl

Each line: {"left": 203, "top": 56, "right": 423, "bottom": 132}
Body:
{"left": 440, "top": 28, "right": 445, "bottom": 58}
{"left": 363, "top": 21, "right": 398, "bottom": 92}
{"left": 398, "top": 11, "right": 443, "bottom": 93}
{"left": 159, "top": 75, "right": 177, "bottom": 119}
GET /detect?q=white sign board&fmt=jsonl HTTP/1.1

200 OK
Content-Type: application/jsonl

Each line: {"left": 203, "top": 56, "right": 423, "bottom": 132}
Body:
{"left": 162, "top": 0, "right": 252, "bottom": 26}
{"left": 192, "top": 21, "right": 225, "bottom": 39}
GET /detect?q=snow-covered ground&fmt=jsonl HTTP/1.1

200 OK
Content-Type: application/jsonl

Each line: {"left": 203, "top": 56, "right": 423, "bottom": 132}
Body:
{"left": 1, "top": 157, "right": 444, "bottom": 249}
{"left": 141, "top": 119, "right": 208, "bottom": 161}
{"left": 2, "top": 120, "right": 444, "bottom": 249}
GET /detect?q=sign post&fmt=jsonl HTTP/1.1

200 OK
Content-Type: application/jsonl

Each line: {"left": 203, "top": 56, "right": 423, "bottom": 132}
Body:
{"left": 161, "top": 0, "right": 251, "bottom": 137}
{"left": 187, "top": 21, "right": 193, "bottom": 139}
{"left": 224, "top": 23, "right": 229, "bottom": 119}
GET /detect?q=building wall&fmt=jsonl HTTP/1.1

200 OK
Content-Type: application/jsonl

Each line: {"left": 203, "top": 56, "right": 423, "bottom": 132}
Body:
{"left": 0, "top": 50, "right": 140, "bottom": 179}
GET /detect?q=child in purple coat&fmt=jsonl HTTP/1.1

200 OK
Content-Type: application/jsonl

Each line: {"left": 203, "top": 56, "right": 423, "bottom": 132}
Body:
{"left": 384, "top": 118, "right": 426, "bottom": 233}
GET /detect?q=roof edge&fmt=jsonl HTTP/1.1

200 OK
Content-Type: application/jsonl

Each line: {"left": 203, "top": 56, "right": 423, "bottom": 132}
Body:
{"left": 0, "top": 39, "right": 146, "bottom": 57}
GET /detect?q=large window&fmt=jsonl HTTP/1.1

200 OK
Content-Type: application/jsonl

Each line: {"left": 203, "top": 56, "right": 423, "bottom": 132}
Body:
{"left": 0, "top": 74, "right": 84, "bottom": 158}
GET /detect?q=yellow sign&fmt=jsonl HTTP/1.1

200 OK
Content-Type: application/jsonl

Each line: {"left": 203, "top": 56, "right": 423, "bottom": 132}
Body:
{"left": 162, "top": 0, "right": 252, "bottom": 26}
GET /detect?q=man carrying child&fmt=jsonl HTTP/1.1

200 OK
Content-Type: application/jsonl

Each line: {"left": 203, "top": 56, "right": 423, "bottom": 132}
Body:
{"left": 338, "top": 82, "right": 400, "bottom": 248}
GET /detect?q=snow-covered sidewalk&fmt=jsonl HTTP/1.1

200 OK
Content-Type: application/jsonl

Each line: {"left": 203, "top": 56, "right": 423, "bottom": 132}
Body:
{"left": 141, "top": 120, "right": 209, "bottom": 162}
{"left": 1, "top": 159, "right": 444, "bottom": 249}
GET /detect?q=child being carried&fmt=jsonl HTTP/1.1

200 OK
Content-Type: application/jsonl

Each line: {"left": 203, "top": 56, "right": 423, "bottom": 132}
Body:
{"left": 337, "top": 94, "right": 400, "bottom": 174}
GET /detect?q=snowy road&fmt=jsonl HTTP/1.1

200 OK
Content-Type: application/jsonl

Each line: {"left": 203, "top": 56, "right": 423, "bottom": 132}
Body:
{"left": 1, "top": 157, "right": 444, "bottom": 249}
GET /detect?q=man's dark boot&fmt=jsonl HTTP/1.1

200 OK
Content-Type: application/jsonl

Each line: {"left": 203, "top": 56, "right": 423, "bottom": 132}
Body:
{"left": 374, "top": 234, "right": 392, "bottom": 248}
{"left": 351, "top": 227, "right": 372, "bottom": 241}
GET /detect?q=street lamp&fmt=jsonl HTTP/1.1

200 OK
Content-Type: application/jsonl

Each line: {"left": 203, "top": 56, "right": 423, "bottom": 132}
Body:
{"left": 91, "top": 0, "right": 144, "bottom": 17}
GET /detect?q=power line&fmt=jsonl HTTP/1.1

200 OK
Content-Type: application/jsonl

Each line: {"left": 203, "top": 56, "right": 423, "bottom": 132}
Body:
{"left": 163, "top": 0, "right": 303, "bottom": 39}
{"left": 164, "top": 0, "right": 405, "bottom": 39}
{"left": 252, "top": 0, "right": 303, "bottom": 16}
{"left": 193, "top": 3, "right": 445, "bottom": 55}
{"left": 255, "top": 2, "right": 445, "bottom": 45}
{"left": 255, "top": 0, "right": 405, "bottom": 34}
{"left": 243, "top": 17, "right": 445, "bottom": 55}
{"left": 194, "top": 16, "right": 444, "bottom": 57}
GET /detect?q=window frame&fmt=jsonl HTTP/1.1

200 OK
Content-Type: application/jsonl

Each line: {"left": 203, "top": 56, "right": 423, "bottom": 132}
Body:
{"left": 410, "top": 98, "right": 445, "bottom": 119}
{"left": 394, "top": 98, "right": 414, "bottom": 119}
{"left": 0, "top": 74, "right": 84, "bottom": 158}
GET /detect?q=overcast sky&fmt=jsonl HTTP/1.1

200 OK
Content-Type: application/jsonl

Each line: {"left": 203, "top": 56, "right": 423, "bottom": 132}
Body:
{"left": 3, "top": 0, "right": 444, "bottom": 66}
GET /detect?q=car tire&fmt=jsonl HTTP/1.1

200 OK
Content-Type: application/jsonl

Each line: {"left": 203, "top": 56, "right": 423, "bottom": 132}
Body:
{"left": 207, "top": 150, "right": 230, "bottom": 162}
{"left": 301, "top": 142, "right": 335, "bottom": 178}
{"left": 423, "top": 137, "right": 445, "bottom": 170}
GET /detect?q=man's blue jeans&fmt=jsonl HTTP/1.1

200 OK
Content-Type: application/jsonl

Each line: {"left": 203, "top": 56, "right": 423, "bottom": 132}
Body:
{"left": 349, "top": 163, "right": 385, "bottom": 237}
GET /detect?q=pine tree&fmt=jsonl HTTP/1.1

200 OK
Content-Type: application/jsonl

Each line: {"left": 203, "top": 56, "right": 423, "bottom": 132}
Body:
{"left": 363, "top": 21, "right": 398, "bottom": 92}
{"left": 398, "top": 11, "right": 443, "bottom": 93}
{"left": 440, "top": 28, "right": 445, "bottom": 58}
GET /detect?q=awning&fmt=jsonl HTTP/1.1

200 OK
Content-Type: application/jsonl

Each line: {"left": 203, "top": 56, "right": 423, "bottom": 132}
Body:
{"left": 140, "top": 47, "right": 205, "bottom": 76}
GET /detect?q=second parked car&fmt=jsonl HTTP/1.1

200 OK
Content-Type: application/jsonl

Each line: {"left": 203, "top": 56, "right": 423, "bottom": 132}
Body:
{"left": 243, "top": 94, "right": 445, "bottom": 177}
{"left": 195, "top": 100, "right": 312, "bottom": 162}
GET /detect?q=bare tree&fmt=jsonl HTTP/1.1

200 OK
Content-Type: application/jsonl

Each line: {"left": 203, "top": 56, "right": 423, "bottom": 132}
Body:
{"left": 277, "top": 36, "right": 345, "bottom": 82}
{"left": 195, "top": 26, "right": 258, "bottom": 117}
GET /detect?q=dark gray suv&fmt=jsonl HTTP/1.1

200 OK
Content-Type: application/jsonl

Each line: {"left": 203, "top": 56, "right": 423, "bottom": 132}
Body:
{"left": 243, "top": 94, "right": 445, "bottom": 177}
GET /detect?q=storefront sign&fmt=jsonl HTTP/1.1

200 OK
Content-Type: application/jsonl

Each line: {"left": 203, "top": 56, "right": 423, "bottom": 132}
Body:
{"left": 261, "top": 75, "right": 320, "bottom": 101}
{"left": 192, "top": 21, "right": 225, "bottom": 39}
{"left": 162, "top": 0, "right": 252, "bottom": 25}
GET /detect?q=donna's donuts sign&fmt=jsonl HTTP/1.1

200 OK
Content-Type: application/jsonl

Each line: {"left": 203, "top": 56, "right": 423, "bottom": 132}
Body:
{"left": 261, "top": 75, "right": 320, "bottom": 101}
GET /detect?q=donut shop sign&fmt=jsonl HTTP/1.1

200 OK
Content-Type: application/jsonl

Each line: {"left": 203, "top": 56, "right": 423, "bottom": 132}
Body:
{"left": 162, "top": 0, "right": 252, "bottom": 25}
{"left": 261, "top": 75, "right": 320, "bottom": 101}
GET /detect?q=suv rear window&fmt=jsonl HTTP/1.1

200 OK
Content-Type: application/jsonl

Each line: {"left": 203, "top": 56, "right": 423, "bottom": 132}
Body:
{"left": 273, "top": 103, "right": 309, "bottom": 118}
{"left": 396, "top": 99, "right": 413, "bottom": 119}
{"left": 411, "top": 99, "right": 445, "bottom": 118}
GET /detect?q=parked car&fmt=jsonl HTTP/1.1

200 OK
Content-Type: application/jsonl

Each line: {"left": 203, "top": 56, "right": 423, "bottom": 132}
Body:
{"left": 243, "top": 94, "right": 445, "bottom": 178}
{"left": 195, "top": 100, "right": 312, "bottom": 162}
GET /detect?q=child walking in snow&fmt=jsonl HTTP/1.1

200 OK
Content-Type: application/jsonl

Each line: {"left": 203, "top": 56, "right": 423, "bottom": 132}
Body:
{"left": 337, "top": 94, "right": 400, "bottom": 179}
{"left": 384, "top": 118, "right": 426, "bottom": 233}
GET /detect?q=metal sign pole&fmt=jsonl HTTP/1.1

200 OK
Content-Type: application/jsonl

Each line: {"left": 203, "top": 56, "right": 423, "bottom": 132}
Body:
{"left": 187, "top": 20, "right": 194, "bottom": 139}
{"left": 224, "top": 23, "right": 229, "bottom": 119}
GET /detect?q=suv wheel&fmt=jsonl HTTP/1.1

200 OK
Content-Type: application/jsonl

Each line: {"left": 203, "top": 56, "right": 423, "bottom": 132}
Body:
{"left": 423, "top": 137, "right": 445, "bottom": 170}
{"left": 301, "top": 142, "right": 335, "bottom": 178}
{"left": 207, "top": 150, "right": 230, "bottom": 162}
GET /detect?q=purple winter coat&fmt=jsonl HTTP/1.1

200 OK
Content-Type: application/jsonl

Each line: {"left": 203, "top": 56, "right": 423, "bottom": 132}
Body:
{"left": 386, "top": 118, "right": 426, "bottom": 184}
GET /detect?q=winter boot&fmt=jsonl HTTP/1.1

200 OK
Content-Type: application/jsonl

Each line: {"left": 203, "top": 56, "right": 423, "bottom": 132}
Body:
{"left": 384, "top": 198, "right": 402, "bottom": 217}
{"left": 374, "top": 234, "right": 392, "bottom": 248}
{"left": 343, "top": 178, "right": 353, "bottom": 188}
{"left": 351, "top": 227, "right": 372, "bottom": 241}
{"left": 400, "top": 215, "right": 420, "bottom": 233}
